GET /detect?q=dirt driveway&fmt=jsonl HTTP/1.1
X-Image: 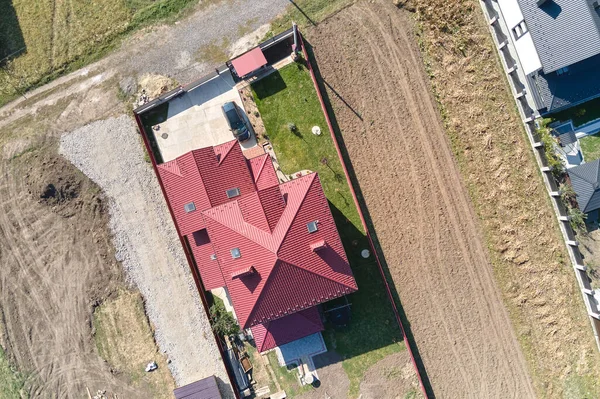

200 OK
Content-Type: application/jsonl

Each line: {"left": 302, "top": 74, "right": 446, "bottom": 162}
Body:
{"left": 307, "top": 1, "right": 535, "bottom": 397}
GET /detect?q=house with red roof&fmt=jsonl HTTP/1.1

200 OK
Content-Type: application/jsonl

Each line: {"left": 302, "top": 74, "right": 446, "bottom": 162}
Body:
{"left": 157, "top": 140, "right": 358, "bottom": 352}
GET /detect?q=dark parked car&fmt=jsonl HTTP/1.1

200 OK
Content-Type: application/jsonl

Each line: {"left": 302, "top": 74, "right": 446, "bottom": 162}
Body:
{"left": 222, "top": 101, "right": 251, "bottom": 142}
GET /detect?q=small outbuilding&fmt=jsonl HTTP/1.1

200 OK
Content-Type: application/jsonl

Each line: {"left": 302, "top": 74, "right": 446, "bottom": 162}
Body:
{"left": 567, "top": 159, "right": 600, "bottom": 218}
{"left": 173, "top": 375, "right": 222, "bottom": 399}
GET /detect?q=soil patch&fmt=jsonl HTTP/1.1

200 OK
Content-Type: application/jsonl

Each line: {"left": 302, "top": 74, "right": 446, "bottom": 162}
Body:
{"left": 0, "top": 140, "right": 154, "bottom": 397}
{"left": 359, "top": 350, "right": 422, "bottom": 399}
{"left": 306, "top": 1, "right": 535, "bottom": 397}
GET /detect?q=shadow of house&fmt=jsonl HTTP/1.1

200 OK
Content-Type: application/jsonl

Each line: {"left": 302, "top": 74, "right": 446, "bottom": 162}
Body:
{"left": 304, "top": 38, "right": 436, "bottom": 399}
{"left": 0, "top": 0, "right": 26, "bottom": 65}
{"left": 252, "top": 70, "right": 287, "bottom": 100}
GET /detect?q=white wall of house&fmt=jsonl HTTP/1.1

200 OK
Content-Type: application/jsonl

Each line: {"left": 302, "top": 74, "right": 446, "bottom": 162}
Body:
{"left": 498, "top": 0, "right": 543, "bottom": 75}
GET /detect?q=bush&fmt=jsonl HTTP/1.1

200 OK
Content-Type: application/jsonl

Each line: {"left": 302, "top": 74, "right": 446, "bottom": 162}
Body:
{"left": 209, "top": 300, "right": 239, "bottom": 337}
{"left": 569, "top": 207, "right": 587, "bottom": 232}
{"left": 538, "top": 124, "right": 565, "bottom": 180}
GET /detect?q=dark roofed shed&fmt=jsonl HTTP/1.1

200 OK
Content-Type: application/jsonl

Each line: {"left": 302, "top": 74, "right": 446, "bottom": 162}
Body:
{"left": 174, "top": 375, "right": 222, "bottom": 399}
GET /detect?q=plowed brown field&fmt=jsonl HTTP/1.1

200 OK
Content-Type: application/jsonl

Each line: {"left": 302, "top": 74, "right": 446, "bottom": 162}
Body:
{"left": 307, "top": 1, "right": 535, "bottom": 397}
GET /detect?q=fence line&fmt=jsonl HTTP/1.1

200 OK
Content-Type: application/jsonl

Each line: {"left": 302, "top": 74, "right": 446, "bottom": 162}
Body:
{"left": 479, "top": 0, "right": 600, "bottom": 351}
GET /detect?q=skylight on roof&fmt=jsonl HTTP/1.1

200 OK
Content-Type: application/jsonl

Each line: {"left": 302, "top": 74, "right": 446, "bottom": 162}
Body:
{"left": 184, "top": 202, "right": 196, "bottom": 213}
{"left": 307, "top": 220, "right": 318, "bottom": 233}
{"left": 230, "top": 248, "right": 241, "bottom": 259}
{"left": 226, "top": 188, "right": 240, "bottom": 198}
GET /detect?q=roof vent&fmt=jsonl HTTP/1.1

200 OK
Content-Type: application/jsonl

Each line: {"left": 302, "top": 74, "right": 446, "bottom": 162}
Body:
{"left": 230, "top": 248, "right": 241, "bottom": 259}
{"left": 226, "top": 187, "right": 240, "bottom": 198}
{"left": 184, "top": 202, "right": 196, "bottom": 213}
{"left": 210, "top": 254, "right": 217, "bottom": 261}
{"left": 594, "top": 1, "right": 600, "bottom": 9}
{"left": 307, "top": 220, "right": 319, "bottom": 233}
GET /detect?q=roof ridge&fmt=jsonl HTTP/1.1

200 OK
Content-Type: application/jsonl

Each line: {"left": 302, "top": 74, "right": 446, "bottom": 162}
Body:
{"left": 201, "top": 202, "right": 277, "bottom": 252}
{"left": 217, "top": 140, "right": 237, "bottom": 165}
{"left": 251, "top": 191, "right": 271, "bottom": 233}
{"left": 274, "top": 173, "right": 317, "bottom": 253}
{"left": 191, "top": 150, "right": 211, "bottom": 207}
{"left": 254, "top": 155, "right": 268, "bottom": 183}
{"left": 243, "top": 258, "right": 281, "bottom": 328}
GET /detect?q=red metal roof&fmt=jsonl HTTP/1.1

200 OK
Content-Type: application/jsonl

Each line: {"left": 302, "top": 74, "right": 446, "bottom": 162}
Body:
{"left": 157, "top": 142, "right": 257, "bottom": 236}
{"left": 158, "top": 140, "right": 357, "bottom": 330}
{"left": 250, "top": 306, "right": 324, "bottom": 353}
{"left": 231, "top": 47, "right": 267, "bottom": 77}
{"left": 248, "top": 154, "right": 279, "bottom": 190}
{"left": 202, "top": 173, "right": 357, "bottom": 329}
{"left": 188, "top": 229, "right": 224, "bottom": 290}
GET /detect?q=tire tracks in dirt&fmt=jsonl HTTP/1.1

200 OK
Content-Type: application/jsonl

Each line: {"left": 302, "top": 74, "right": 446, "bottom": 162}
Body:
{"left": 0, "top": 150, "right": 147, "bottom": 397}
{"left": 308, "top": 1, "right": 535, "bottom": 397}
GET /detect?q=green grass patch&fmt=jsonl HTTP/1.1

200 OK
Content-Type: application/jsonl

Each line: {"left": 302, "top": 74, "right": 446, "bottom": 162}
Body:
{"left": 252, "top": 62, "right": 402, "bottom": 399}
{"left": 0, "top": 0, "right": 198, "bottom": 107}
{"left": 266, "top": 0, "right": 354, "bottom": 38}
{"left": 93, "top": 290, "right": 174, "bottom": 397}
{"left": 266, "top": 351, "right": 312, "bottom": 398}
{"left": 579, "top": 133, "right": 600, "bottom": 162}
{"left": 252, "top": 62, "right": 361, "bottom": 231}
{"left": 551, "top": 97, "right": 600, "bottom": 127}
{"left": 0, "top": 347, "right": 27, "bottom": 398}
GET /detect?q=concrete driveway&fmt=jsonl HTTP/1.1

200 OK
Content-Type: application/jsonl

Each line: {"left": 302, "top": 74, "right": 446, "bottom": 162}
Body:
{"left": 152, "top": 70, "right": 258, "bottom": 162}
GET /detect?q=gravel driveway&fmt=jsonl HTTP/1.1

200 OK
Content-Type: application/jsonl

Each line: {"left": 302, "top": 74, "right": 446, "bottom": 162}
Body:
{"left": 59, "top": 116, "right": 232, "bottom": 396}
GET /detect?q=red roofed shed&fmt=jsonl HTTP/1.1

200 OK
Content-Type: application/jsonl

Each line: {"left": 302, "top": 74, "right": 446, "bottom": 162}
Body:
{"left": 230, "top": 47, "right": 268, "bottom": 77}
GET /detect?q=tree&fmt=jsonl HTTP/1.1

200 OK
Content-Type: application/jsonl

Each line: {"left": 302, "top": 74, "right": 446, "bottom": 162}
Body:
{"left": 209, "top": 300, "right": 240, "bottom": 337}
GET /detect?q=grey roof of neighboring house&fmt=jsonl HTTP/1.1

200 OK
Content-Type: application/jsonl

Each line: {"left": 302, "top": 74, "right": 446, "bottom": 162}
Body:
{"left": 568, "top": 159, "right": 600, "bottom": 213}
{"left": 517, "top": 0, "right": 600, "bottom": 73}
{"left": 555, "top": 124, "right": 577, "bottom": 146}
{"left": 173, "top": 376, "right": 222, "bottom": 399}
{"left": 527, "top": 53, "right": 600, "bottom": 114}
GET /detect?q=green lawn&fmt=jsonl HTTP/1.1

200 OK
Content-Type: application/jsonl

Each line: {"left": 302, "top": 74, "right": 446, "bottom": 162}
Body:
{"left": 252, "top": 62, "right": 403, "bottom": 398}
{"left": 579, "top": 133, "right": 600, "bottom": 162}
{"left": 0, "top": 347, "right": 27, "bottom": 398}
{"left": 551, "top": 97, "right": 600, "bottom": 127}
{"left": 0, "top": 0, "right": 198, "bottom": 107}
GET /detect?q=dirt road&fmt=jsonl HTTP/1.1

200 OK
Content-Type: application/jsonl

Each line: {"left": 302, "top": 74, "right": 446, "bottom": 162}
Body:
{"left": 307, "top": 1, "right": 535, "bottom": 397}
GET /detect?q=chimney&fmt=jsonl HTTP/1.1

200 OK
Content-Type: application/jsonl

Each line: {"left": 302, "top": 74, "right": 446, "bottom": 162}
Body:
{"left": 310, "top": 240, "right": 327, "bottom": 252}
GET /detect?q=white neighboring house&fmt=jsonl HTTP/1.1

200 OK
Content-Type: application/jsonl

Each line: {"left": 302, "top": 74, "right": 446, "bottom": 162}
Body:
{"left": 494, "top": 0, "right": 600, "bottom": 115}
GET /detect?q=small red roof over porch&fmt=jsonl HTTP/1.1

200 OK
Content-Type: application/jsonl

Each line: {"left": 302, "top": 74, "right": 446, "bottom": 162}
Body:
{"left": 231, "top": 47, "right": 267, "bottom": 77}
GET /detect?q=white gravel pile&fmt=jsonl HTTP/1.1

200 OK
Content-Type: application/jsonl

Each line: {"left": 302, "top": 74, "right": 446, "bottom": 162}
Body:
{"left": 59, "top": 115, "right": 232, "bottom": 397}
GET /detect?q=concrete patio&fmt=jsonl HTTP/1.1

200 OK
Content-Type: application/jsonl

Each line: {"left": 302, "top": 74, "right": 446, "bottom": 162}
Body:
{"left": 150, "top": 70, "right": 258, "bottom": 162}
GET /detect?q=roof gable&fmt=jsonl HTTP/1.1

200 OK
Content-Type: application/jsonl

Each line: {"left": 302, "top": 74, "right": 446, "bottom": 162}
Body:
{"left": 250, "top": 306, "right": 324, "bottom": 352}
{"left": 249, "top": 154, "right": 280, "bottom": 190}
